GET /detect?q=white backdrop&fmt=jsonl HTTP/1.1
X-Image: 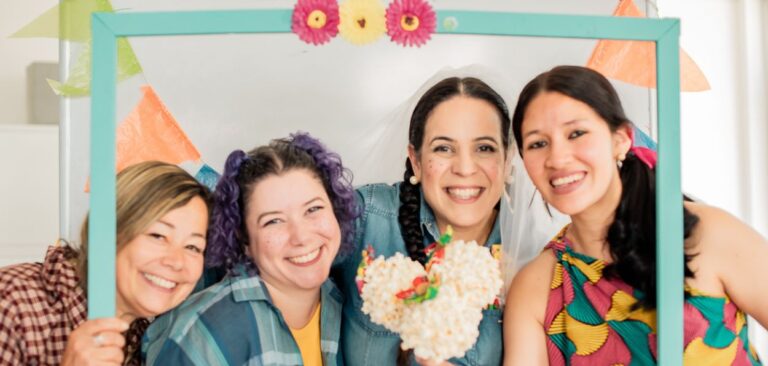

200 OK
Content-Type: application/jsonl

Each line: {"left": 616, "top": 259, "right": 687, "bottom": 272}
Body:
{"left": 60, "top": 0, "right": 659, "bottom": 239}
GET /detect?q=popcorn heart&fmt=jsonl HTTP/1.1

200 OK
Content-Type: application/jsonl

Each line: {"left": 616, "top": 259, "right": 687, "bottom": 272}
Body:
{"left": 399, "top": 285, "right": 484, "bottom": 361}
{"left": 358, "top": 227, "right": 503, "bottom": 363}
{"left": 361, "top": 252, "right": 426, "bottom": 332}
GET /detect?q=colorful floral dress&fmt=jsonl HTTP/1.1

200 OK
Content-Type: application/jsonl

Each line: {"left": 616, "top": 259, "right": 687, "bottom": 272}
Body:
{"left": 544, "top": 228, "right": 761, "bottom": 366}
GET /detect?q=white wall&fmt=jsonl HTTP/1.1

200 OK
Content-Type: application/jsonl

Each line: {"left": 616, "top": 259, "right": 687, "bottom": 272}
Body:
{"left": 60, "top": 0, "right": 645, "bottom": 240}
{"left": 0, "top": 125, "right": 59, "bottom": 266}
{"left": 0, "top": 1, "right": 59, "bottom": 265}
{"left": 663, "top": 0, "right": 768, "bottom": 234}
{"left": 0, "top": 0, "right": 58, "bottom": 125}
{"left": 662, "top": 0, "right": 768, "bottom": 359}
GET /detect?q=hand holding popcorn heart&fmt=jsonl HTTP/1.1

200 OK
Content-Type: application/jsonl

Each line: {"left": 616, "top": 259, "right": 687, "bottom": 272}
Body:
{"left": 357, "top": 227, "right": 503, "bottom": 362}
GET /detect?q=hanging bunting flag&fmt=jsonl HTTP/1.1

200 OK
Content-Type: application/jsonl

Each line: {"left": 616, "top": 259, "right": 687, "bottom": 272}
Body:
{"left": 84, "top": 85, "right": 203, "bottom": 192}
{"left": 11, "top": 0, "right": 113, "bottom": 41}
{"left": 115, "top": 85, "right": 202, "bottom": 173}
{"left": 11, "top": 0, "right": 114, "bottom": 42}
{"left": 12, "top": 0, "right": 143, "bottom": 97}
{"left": 633, "top": 125, "right": 657, "bottom": 150}
{"left": 586, "top": 0, "right": 710, "bottom": 92}
{"left": 194, "top": 164, "right": 222, "bottom": 191}
{"left": 85, "top": 85, "right": 214, "bottom": 192}
{"left": 10, "top": 4, "right": 60, "bottom": 38}
{"left": 179, "top": 161, "right": 222, "bottom": 191}
{"left": 47, "top": 39, "right": 143, "bottom": 96}
{"left": 59, "top": 0, "right": 114, "bottom": 42}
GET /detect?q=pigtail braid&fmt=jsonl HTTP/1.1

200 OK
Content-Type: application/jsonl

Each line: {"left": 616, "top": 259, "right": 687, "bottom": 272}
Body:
{"left": 206, "top": 150, "right": 251, "bottom": 274}
{"left": 399, "top": 159, "right": 426, "bottom": 263}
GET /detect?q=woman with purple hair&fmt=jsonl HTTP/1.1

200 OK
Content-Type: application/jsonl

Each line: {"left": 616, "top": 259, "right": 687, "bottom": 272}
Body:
{"left": 143, "top": 132, "right": 358, "bottom": 366}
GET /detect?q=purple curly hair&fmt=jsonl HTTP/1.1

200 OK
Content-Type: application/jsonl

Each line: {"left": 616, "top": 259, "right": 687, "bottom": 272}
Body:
{"left": 206, "top": 132, "right": 359, "bottom": 275}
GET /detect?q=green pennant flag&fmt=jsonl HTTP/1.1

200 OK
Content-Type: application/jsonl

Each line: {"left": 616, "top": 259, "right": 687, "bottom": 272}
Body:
{"left": 10, "top": 4, "right": 59, "bottom": 38}
{"left": 48, "top": 38, "right": 143, "bottom": 97}
{"left": 11, "top": 0, "right": 114, "bottom": 41}
{"left": 12, "top": 0, "right": 143, "bottom": 97}
{"left": 60, "top": 0, "right": 114, "bottom": 42}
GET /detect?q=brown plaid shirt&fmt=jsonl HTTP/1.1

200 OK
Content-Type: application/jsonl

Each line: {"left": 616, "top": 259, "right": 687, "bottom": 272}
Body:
{"left": 0, "top": 246, "right": 147, "bottom": 365}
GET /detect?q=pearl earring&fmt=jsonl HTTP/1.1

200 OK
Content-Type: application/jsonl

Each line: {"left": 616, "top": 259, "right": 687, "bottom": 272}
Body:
{"left": 409, "top": 175, "right": 419, "bottom": 185}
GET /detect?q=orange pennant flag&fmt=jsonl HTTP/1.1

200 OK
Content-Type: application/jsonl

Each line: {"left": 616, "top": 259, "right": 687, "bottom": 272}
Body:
{"left": 115, "top": 85, "right": 202, "bottom": 172}
{"left": 586, "top": 0, "right": 710, "bottom": 91}
{"left": 84, "top": 85, "right": 201, "bottom": 191}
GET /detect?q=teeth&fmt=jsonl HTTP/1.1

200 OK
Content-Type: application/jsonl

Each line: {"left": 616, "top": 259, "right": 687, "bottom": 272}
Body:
{"left": 447, "top": 188, "right": 481, "bottom": 200}
{"left": 143, "top": 273, "right": 177, "bottom": 289}
{"left": 288, "top": 248, "right": 321, "bottom": 264}
{"left": 551, "top": 173, "right": 585, "bottom": 187}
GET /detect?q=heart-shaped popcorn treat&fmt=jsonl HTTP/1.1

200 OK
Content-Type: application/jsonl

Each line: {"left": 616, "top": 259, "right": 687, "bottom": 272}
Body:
{"left": 357, "top": 226, "right": 503, "bottom": 362}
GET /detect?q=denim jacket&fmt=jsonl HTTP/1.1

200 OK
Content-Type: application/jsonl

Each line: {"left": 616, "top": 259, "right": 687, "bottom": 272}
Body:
{"left": 332, "top": 183, "right": 503, "bottom": 366}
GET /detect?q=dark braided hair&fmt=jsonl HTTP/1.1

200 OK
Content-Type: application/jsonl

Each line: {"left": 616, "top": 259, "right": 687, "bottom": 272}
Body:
{"left": 400, "top": 77, "right": 511, "bottom": 263}
{"left": 206, "top": 132, "right": 359, "bottom": 275}
{"left": 511, "top": 66, "right": 699, "bottom": 309}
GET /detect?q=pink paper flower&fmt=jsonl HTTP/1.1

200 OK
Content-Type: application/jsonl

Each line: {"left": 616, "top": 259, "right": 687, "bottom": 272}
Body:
{"left": 292, "top": 0, "right": 340, "bottom": 45}
{"left": 385, "top": 0, "right": 436, "bottom": 47}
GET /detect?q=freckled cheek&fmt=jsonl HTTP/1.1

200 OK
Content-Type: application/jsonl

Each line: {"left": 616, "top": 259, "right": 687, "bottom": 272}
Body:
{"left": 312, "top": 215, "right": 342, "bottom": 239}
{"left": 251, "top": 232, "right": 291, "bottom": 260}
{"left": 264, "top": 232, "right": 290, "bottom": 248}
{"left": 483, "top": 159, "right": 504, "bottom": 179}
{"left": 423, "top": 159, "right": 449, "bottom": 179}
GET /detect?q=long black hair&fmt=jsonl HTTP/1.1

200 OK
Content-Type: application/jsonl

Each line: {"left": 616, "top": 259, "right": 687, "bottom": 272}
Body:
{"left": 511, "top": 66, "right": 698, "bottom": 309}
{"left": 399, "top": 77, "right": 511, "bottom": 263}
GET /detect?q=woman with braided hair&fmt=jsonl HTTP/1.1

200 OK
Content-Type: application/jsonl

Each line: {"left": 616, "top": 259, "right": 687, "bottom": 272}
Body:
{"left": 333, "top": 76, "right": 515, "bottom": 366}
{"left": 143, "top": 133, "right": 359, "bottom": 365}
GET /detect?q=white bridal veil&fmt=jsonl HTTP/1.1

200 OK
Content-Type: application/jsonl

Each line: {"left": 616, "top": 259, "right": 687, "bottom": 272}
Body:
{"left": 348, "top": 65, "right": 570, "bottom": 302}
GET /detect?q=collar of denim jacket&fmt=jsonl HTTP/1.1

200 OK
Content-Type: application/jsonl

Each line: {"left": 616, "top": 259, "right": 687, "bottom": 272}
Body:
{"left": 417, "top": 187, "right": 503, "bottom": 248}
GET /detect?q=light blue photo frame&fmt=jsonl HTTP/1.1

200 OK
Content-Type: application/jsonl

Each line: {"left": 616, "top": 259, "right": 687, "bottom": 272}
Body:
{"left": 89, "top": 9, "right": 683, "bottom": 364}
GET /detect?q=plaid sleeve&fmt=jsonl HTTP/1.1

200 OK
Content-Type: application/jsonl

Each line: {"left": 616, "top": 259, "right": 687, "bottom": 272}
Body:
{"left": 0, "top": 302, "right": 23, "bottom": 366}
{"left": 144, "top": 308, "right": 228, "bottom": 366}
{"left": 146, "top": 340, "right": 200, "bottom": 366}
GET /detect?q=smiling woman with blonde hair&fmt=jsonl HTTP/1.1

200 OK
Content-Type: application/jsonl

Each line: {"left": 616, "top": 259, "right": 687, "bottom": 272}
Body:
{"left": 0, "top": 161, "right": 211, "bottom": 366}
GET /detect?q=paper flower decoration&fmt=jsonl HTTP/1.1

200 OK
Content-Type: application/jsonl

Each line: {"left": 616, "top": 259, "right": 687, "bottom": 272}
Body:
{"left": 385, "top": 0, "right": 436, "bottom": 47}
{"left": 291, "top": 0, "right": 340, "bottom": 45}
{"left": 339, "top": 0, "right": 386, "bottom": 45}
{"left": 359, "top": 227, "right": 503, "bottom": 362}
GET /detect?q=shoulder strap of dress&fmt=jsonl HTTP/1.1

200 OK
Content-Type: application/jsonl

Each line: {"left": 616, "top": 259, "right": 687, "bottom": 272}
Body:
{"left": 542, "top": 225, "right": 570, "bottom": 255}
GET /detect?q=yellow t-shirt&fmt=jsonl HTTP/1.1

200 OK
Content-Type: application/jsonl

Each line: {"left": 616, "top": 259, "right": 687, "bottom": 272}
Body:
{"left": 289, "top": 303, "right": 322, "bottom": 366}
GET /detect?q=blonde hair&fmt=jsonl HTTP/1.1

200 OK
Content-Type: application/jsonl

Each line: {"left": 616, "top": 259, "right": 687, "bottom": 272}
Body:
{"left": 76, "top": 161, "right": 211, "bottom": 291}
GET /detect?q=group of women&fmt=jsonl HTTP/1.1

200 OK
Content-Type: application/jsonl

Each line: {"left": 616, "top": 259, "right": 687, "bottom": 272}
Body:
{"left": 0, "top": 65, "right": 766, "bottom": 366}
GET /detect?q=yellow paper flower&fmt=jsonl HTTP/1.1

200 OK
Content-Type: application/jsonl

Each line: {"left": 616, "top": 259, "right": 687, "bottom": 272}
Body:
{"left": 339, "top": 0, "right": 386, "bottom": 45}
